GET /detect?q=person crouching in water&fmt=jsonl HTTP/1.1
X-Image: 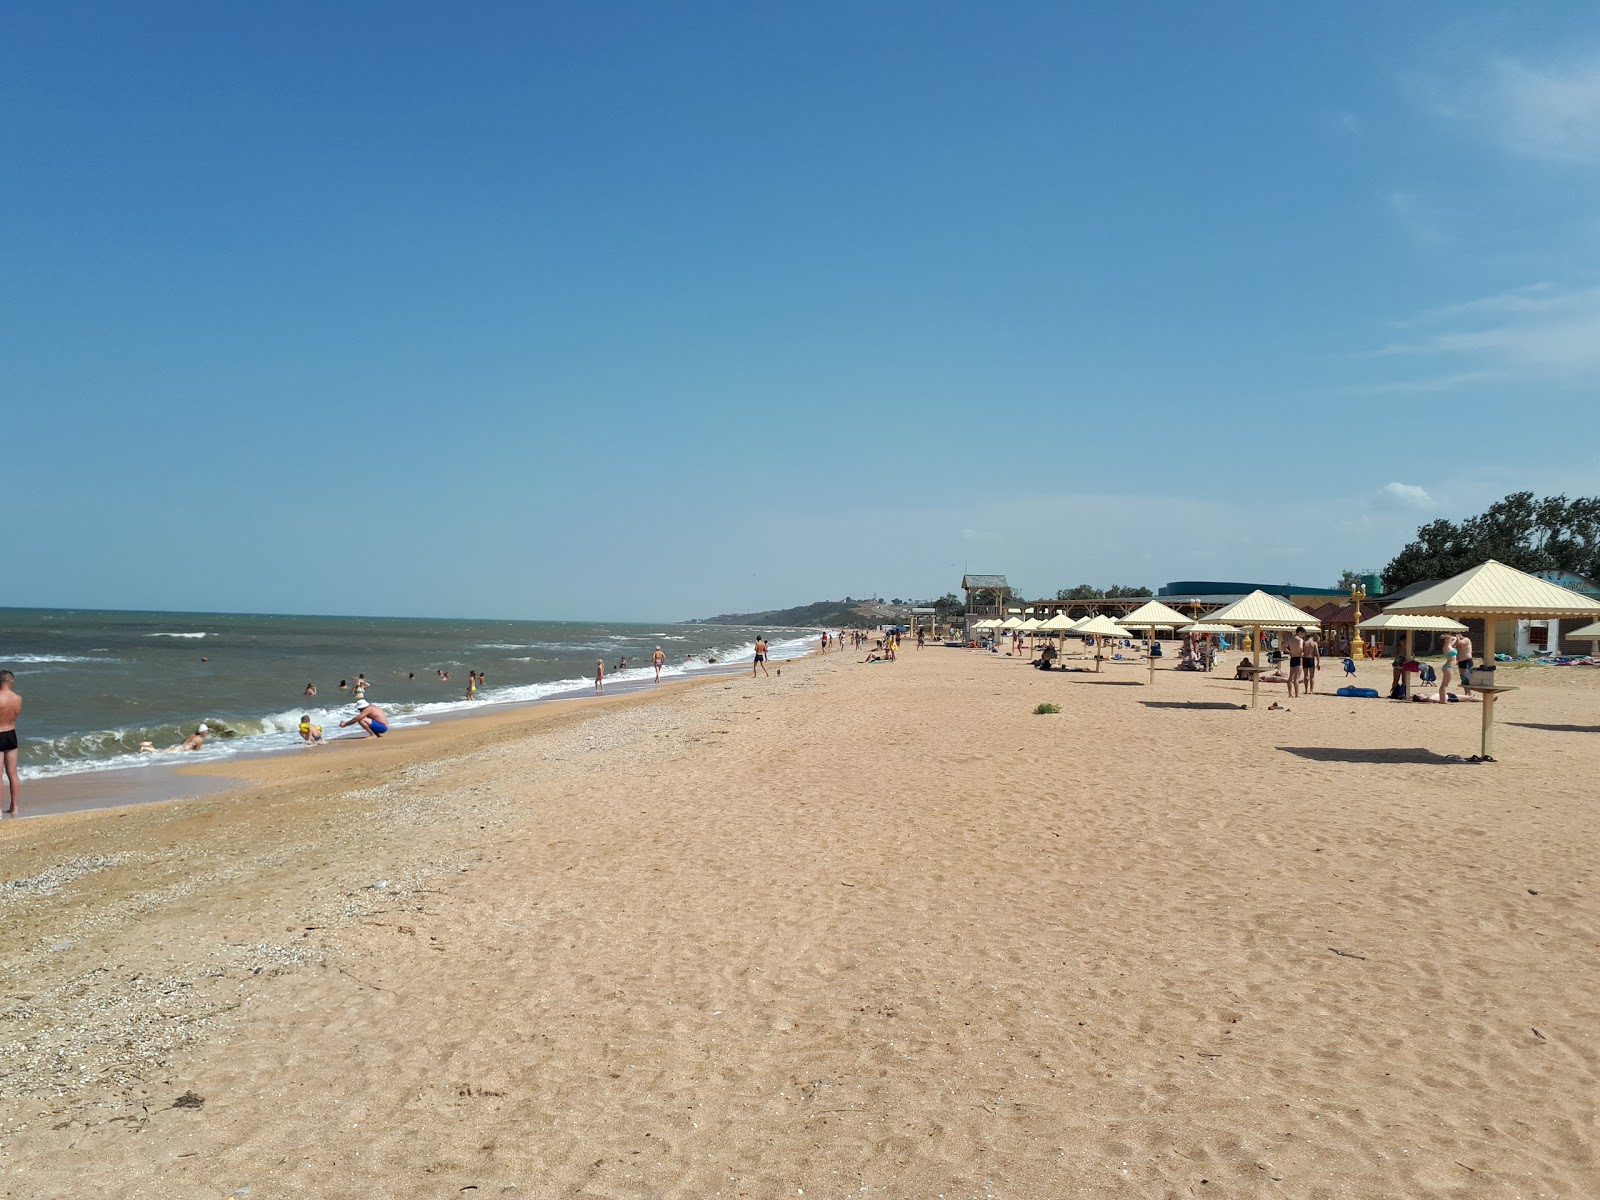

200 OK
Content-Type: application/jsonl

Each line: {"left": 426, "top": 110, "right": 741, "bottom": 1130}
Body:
{"left": 299, "top": 715, "right": 324, "bottom": 745}
{"left": 340, "top": 700, "right": 390, "bottom": 738}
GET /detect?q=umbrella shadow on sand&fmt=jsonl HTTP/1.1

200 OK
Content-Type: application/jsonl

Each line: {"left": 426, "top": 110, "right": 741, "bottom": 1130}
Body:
{"left": 1140, "top": 700, "right": 1245, "bottom": 710}
{"left": 1277, "top": 746, "right": 1473, "bottom": 765}
{"left": 1507, "top": 722, "right": 1600, "bottom": 734}
{"left": 1074, "top": 679, "right": 1143, "bottom": 687}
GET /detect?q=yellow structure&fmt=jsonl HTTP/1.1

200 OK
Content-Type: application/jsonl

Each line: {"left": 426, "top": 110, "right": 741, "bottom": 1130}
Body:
{"left": 1348, "top": 583, "right": 1367, "bottom": 659}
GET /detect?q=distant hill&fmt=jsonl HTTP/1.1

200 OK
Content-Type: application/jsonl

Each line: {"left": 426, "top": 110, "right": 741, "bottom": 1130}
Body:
{"left": 690, "top": 598, "right": 910, "bottom": 629}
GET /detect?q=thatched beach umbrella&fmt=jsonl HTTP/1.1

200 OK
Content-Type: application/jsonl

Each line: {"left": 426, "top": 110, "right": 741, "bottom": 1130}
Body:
{"left": 1121, "top": 600, "right": 1195, "bottom": 685}
{"left": 1356, "top": 612, "right": 1468, "bottom": 700}
{"left": 1204, "top": 590, "right": 1321, "bottom": 709}
{"left": 1073, "top": 613, "right": 1134, "bottom": 673}
{"left": 1389, "top": 560, "right": 1600, "bottom": 759}
{"left": 1569, "top": 619, "right": 1600, "bottom": 659}
{"left": 1038, "top": 612, "right": 1075, "bottom": 658}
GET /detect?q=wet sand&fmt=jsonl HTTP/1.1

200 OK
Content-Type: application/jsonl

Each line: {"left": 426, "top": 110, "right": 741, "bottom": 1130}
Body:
{"left": 2, "top": 646, "right": 1596, "bottom": 1198}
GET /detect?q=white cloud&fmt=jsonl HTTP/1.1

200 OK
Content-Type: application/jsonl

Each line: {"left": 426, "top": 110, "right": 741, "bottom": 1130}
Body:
{"left": 1423, "top": 50, "right": 1600, "bottom": 165}
{"left": 1379, "top": 482, "right": 1434, "bottom": 510}
{"left": 1481, "top": 55, "right": 1600, "bottom": 164}
{"left": 1360, "top": 282, "right": 1600, "bottom": 390}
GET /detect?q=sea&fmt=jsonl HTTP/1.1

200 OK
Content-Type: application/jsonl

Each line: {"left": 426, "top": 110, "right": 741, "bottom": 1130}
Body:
{"left": 0, "top": 608, "right": 821, "bottom": 781}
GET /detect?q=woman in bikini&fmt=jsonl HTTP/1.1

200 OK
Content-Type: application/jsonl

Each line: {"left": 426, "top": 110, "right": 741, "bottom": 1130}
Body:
{"left": 1437, "top": 633, "right": 1457, "bottom": 699}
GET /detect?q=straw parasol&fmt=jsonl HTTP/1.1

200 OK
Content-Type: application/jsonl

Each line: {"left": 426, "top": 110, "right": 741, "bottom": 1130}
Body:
{"left": 1121, "top": 600, "right": 1194, "bottom": 685}
{"left": 1569, "top": 618, "right": 1600, "bottom": 658}
{"left": 1204, "top": 590, "right": 1321, "bottom": 709}
{"left": 1038, "top": 612, "right": 1075, "bottom": 659}
{"left": 1356, "top": 612, "right": 1468, "bottom": 700}
{"left": 1073, "top": 613, "right": 1134, "bottom": 673}
{"left": 1389, "top": 560, "right": 1600, "bottom": 758}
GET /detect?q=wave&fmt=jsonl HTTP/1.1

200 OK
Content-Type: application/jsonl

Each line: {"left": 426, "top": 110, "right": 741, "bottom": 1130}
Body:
{"left": 7, "top": 654, "right": 122, "bottom": 664}
{"left": 18, "top": 633, "right": 820, "bottom": 782}
{"left": 145, "top": 632, "right": 209, "bottom": 639}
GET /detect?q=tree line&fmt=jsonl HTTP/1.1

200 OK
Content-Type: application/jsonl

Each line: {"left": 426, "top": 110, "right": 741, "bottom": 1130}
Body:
{"left": 1380, "top": 492, "right": 1600, "bottom": 592}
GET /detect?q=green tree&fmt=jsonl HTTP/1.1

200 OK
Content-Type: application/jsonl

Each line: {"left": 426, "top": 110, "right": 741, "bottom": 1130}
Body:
{"left": 1335, "top": 569, "right": 1364, "bottom": 591}
{"left": 931, "top": 592, "right": 964, "bottom": 621}
{"left": 1105, "top": 583, "right": 1153, "bottom": 598}
{"left": 1055, "top": 584, "right": 1105, "bottom": 601}
{"left": 1383, "top": 492, "right": 1600, "bottom": 591}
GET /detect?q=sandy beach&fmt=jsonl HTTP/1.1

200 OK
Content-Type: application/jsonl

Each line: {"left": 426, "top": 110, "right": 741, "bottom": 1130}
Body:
{"left": 2, "top": 646, "right": 1596, "bottom": 1198}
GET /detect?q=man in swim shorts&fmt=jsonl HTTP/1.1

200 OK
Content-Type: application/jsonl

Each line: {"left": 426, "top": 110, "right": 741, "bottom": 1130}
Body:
{"left": 753, "top": 636, "right": 769, "bottom": 677}
{"left": 1284, "top": 627, "right": 1306, "bottom": 698}
{"left": 1454, "top": 630, "right": 1474, "bottom": 686}
{"left": 341, "top": 700, "right": 390, "bottom": 737}
{"left": 0, "top": 670, "right": 21, "bottom": 817}
{"left": 652, "top": 646, "right": 666, "bottom": 682}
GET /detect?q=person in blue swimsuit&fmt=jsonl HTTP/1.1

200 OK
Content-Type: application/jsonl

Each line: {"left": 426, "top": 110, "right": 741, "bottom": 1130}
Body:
{"left": 341, "top": 700, "right": 390, "bottom": 737}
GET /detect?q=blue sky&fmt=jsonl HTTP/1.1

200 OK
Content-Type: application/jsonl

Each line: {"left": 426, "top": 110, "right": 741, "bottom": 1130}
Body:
{"left": 6, "top": 2, "right": 1600, "bottom": 619}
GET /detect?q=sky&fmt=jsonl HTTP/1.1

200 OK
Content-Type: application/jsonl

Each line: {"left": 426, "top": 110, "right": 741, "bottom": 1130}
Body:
{"left": 6, "top": 2, "right": 1600, "bottom": 620}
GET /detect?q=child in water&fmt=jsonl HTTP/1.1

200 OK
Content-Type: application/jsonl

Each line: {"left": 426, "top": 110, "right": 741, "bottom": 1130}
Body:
{"left": 298, "top": 715, "right": 324, "bottom": 746}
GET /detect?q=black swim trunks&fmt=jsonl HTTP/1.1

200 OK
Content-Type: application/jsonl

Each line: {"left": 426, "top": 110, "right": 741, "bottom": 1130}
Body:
{"left": 0, "top": 730, "right": 17, "bottom": 753}
{"left": 754, "top": 653, "right": 766, "bottom": 663}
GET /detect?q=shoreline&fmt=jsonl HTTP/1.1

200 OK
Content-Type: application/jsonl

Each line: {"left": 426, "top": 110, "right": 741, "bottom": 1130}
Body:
{"left": 7, "top": 651, "right": 815, "bottom": 819}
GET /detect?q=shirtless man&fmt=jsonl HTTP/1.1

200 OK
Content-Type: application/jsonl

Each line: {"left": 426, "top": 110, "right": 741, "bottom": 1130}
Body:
{"left": 1284, "top": 627, "right": 1306, "bottom": 698}
{"left": 340, "top": 700, "right": 390, "bottom": 737}
{"left": 753, "top": 636, "right": 770, "bottom": 677}
{"left": 1302, "top": 631, "right": 1321, "bottom": 693}
{"left": 0, "top": 670, "right": 21, "bottom": 816}
{"left": 1454, "top": 629, "right": 1474, "bottom": 686}
{"left": 652, "top": 646, "right": 666, "bottom": 682}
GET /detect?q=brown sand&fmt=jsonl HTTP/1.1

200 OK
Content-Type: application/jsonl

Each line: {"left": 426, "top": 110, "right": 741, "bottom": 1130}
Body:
{"left": 2, "top": 648, "right": 1596, "bottom": 1198}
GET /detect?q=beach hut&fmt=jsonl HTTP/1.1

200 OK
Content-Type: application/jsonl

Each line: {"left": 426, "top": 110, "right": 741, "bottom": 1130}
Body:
{"left": 1120, "top": 600, "right": 1195, "bottom": 685}
{"left": 1569, "top": 619, "right": 1600, "bottom": 659}
{"left": 1389, "top": 560, "right": 1600, "bottom": 759}
{"left": 1204, "top": 590, "right": 1321, "bottom": 709}
{"left": 1073, "top": 613, "right": 1134, "bottom": 673}
{"left": 1356, "top": 612, "right": 1468, "bottom": 700}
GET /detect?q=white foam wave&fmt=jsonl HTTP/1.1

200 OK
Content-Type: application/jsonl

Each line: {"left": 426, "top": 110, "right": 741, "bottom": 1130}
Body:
{"left": 145, "top": 632, "right": 209, "bottom": 639}
{"left": 19, "top": 632, "right": 820, "bottom": 782}
{"left": 7, "top": 655, "right": 122, "bottom": 664}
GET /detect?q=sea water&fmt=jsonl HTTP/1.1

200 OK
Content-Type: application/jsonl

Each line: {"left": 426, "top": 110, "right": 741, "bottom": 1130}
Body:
{"left": 0, "top": 608, "right": 821, "bottom": 780}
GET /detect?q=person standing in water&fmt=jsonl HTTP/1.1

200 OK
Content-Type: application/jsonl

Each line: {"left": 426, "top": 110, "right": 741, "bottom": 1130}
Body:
{"left": 467, "top": 672, "right": 477, "bottom": 701}
{"left": 753, "top": 636, "right": 770, "bottom": 677}
{"left": 0, "top": 670, "right": 21, "bottom": 817}
{"left": 652, "top": 645, "right": 666, "bottom": 682}
{"left": 595, "top": 659, "right": 605, "bottom": 692}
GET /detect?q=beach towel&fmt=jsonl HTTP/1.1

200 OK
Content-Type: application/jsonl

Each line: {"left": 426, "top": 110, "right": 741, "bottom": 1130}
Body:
{"left": 1336, "top": 686, "right": 1380, "bottom": 699}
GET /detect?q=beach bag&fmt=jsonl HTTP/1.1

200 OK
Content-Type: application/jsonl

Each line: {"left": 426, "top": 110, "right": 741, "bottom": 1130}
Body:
{"left": 1419, "top": 663, "right": 1437, "bottom": 684}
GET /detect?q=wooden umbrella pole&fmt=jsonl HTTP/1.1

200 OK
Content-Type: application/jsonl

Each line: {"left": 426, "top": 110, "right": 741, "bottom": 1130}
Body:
{"left": 1251, "top": 623, "right": 1261, "bottom": 709}
{"left": 1147, "top": 626, "right": 1156, "bottom": 684}
{"left": 1404, "top": 629, "right": 1414, "bottom": 700}
{"left": 1481, "top": 692, "right": 1495, "bottom": 758}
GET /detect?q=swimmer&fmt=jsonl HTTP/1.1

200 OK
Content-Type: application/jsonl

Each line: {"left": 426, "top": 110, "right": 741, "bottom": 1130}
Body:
{"left": 298, "top": 715, "right": 324, "bottom": 745}
{"left": 653, "top": 646, "right": 666, "bottom": 682}
{"left": 304, "top": 682, "right": 317, "bottom": 696}
{"left": 140, "top": 723, "right": 210, "bottom": 753}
